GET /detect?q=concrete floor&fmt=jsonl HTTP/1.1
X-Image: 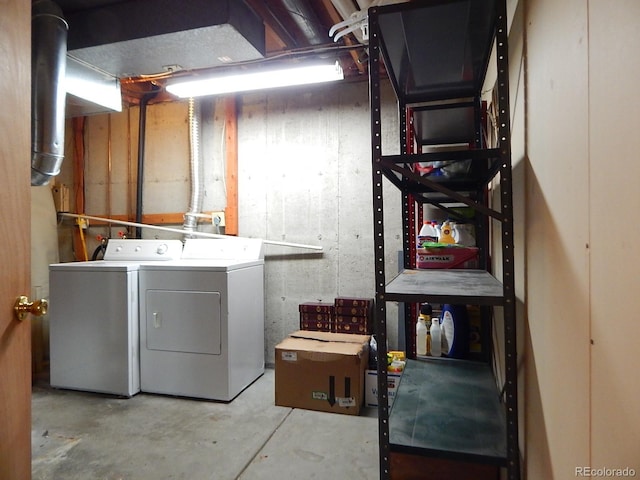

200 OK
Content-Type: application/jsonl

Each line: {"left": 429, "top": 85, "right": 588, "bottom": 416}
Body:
{"left": 31, "top": 368, "right": 379, "bottom": 480}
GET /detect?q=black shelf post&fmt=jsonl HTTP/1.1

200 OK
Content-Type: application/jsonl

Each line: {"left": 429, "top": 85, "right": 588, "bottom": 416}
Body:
{"left": 369, "top": 8, "right": 391, "bottom": 477}
{"left": 494, "top": 0, "right": 520, "bottom": 476}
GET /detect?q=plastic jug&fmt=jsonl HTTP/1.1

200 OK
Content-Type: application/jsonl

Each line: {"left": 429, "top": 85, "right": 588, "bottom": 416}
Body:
{"left": 440, "top": 304, "right": 470, "bottom": 359}
{"left": 438, "top": 221, "right": 456, "bottom": 244}
{"left": 417, "top": 221, "right": 438, "bottom": 245}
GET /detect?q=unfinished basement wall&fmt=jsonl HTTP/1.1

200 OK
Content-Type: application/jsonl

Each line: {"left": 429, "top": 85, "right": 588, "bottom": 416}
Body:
{"left": 54, "top": 79, "right": 403, "bottom": 366}
{"left": 525, "top": 0, "right": 640, "bottom": 477}
{"left": 236, "top": 81, "right": 402, "bottom": 362}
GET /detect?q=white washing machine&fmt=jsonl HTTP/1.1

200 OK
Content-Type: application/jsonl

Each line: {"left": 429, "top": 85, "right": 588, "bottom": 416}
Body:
{"left": 138, "top": 238, "right": 265, "bottom": 401}
{"left": 49, "top": 239, "right": 183, "bottom": 396}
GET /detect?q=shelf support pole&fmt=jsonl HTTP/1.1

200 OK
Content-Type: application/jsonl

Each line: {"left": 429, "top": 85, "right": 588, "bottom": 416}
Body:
{"left": 369, "top": 8, "right": 391, "bottom": 480}
{"left": 495, "top": 0, "right": 520, "bottom": 478}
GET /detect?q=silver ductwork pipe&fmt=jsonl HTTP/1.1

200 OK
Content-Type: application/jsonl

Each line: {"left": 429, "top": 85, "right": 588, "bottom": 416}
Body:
{"left": 31, "top": 0, "right": 68, "bottom": 186}
{"left": 183, "top": 98, "right": 204, "bottom": 238}
{"left": 281, "top": 0, "right": 327, "bottom": 45}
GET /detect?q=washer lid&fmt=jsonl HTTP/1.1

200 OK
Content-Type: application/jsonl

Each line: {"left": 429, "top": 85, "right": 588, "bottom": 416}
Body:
{"left": 139, "top": 258, "right": 263, "bottom": 272}
{"left": 181, "top": 238, "right": 264, "bottom": 260}
{"left": 49, "top": 260, "right": 140, "bottom": 272}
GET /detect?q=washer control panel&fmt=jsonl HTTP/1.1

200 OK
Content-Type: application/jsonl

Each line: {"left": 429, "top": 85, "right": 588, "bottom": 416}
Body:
{"left": 103, "top": 239, "right": 183, "bottom": 261}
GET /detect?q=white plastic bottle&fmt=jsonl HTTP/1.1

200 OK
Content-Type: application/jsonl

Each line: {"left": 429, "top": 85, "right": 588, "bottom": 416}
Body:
{"left": 418, "top": 221, "right": 430, "bottom": 238}
{"left": 416, "top": 317, "right": 427, "bottom": 356}
{"left": 455, "top": 223, "right": 476, "bottom": 247}
{"left": 451, "top": 222, "right": 459, "bottom": 243}
{"left": 434, "top": 222, "right": 442, "bottom": 241}
{"left": 418, "top": 221, "right": 437, "bottom": 245}
{"left": 430, "top": 317, "right": 442, "bottom": 357}
{"left": 427, "top": 221, "right": 438, "bottom": 241}
{"left": 419, "top": 303, "right": 432, "bottom": 356}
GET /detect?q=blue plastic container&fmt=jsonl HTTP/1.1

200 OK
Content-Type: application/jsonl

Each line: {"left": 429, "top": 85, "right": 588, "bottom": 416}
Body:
{"left": 440, "top": 304, "right": 470, "bottom": 359}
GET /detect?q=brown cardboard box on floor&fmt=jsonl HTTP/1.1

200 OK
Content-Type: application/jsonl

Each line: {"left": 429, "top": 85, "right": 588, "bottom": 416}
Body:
{"left": 275, "top": 330, "right": 370, "bottom": 416}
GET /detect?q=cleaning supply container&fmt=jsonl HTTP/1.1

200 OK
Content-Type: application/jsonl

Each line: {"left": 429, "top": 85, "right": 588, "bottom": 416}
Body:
{"left": 440, "top": 304, "right": 470, "bottom": 359}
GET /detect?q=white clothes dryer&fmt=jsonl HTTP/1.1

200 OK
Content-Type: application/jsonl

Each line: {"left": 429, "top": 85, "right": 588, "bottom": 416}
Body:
{"left": 138, "top": 238, "right": 265, "bottom": 401}
{"left": 48, "top": 239, "right": 183, "bottom": 396}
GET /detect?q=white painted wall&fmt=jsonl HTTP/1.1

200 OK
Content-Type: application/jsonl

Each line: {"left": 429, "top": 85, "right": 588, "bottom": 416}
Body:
{"left": 524, "top": 0, "right": 640, "bottom": 477}
{"left": 586, "top": 0, "right": 640, "bottom": 472}
{"left": 237, "top": 82, "right": 401, "bottom": 359}
{"left": 525, "top": 0, "right": 591, "bottom": 477}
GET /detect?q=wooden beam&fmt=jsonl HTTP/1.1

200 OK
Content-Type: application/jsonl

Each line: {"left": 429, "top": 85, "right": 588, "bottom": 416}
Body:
{"left": 244, "top": 0, "right": 299, "bottom": 50}
{"left": 224, "top": 96, "right": 239, "bottom": 235}
{"left": 88, "top": 213, "right": 185, "bottom": 225}
{"left": 265, "top": 23, "right": 288, "bottom": 51}
{"left": 72, "top": 117, "right": 88, "bottom": 261}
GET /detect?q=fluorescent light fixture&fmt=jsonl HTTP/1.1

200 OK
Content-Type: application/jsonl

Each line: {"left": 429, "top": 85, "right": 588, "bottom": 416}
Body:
{"left": 166, "top": 61, "right": 344, "bottom": 98}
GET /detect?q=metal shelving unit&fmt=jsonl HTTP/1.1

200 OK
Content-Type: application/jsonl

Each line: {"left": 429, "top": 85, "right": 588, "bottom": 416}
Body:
{"left": 368, "top": 0, "right": 519, "bottom": 479}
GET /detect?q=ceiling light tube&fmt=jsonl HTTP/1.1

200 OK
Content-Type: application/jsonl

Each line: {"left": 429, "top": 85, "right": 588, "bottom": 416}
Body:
{"left": 166, "top": 61, "right": 344, "bottom": 98}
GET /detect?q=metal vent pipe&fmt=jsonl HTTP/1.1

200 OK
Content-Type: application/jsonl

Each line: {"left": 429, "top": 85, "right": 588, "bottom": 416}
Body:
{"left": 183, "top": 98, "right": 205, "bottom": 239}
{"left": 280, "top": 0, "right": 326, "bottom": 45}
{"left": 31, "top": 0, "right": 68, "bottom": 186}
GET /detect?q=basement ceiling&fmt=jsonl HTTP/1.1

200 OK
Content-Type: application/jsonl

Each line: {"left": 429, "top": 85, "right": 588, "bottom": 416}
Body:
{"left": 54, "top": 0, "right": 379, "bottom": 107}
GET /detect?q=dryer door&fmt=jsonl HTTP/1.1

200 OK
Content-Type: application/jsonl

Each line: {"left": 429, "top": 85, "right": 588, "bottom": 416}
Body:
{"left": 145, "top": 290, "right": 221, "bottom": 355}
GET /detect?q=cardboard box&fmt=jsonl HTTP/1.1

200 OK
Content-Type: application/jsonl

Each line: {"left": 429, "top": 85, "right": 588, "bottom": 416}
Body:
{"left": 275, "top": 330, "right": 370, "bottom": 416}
{"left": 334, "top": 297, "right": 374, "bottom": 314}
{"left": 298, "top": 302, "right": 335, "bottom": 314}
{"left": 334, "top": 297, "right": 374, "bottom": 334}
{"left": 416, "top": 246, "right": 479, "bottom": 269}
{"left": 365, "top": 370, "right": 403, "bottom": 407}
{"left": 334, "top": 314, "right": 372, "bottom": 334}
{"left": 300, "top": 312, "right": 332, "bottom": 332}
{"left": 334, "top": 305, "right": 371, "bottom": 316}
{"left": 299, "top": 302, "right": 334, "bottom": 332}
